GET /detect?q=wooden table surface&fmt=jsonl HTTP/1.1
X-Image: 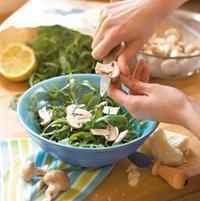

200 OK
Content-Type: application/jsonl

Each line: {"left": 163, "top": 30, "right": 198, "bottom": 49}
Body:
{"left": 0, "top": 1, "right": 200, "bottom": 201}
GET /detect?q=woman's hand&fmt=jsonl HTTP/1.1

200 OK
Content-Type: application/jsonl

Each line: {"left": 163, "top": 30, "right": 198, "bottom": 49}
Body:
{"left": 92, "top": 0, "right": 187, "bottom": 75}
{"left": 107, "top": 60, "right": 191, "bottom": 127}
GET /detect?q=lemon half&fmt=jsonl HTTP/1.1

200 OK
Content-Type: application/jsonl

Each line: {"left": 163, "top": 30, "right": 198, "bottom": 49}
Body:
{"left": 0, "top": 43, "right": 37, "bottom": 82}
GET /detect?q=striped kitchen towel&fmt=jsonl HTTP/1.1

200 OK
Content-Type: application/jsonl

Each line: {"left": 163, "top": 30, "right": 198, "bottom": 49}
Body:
{"left": 0, "top": 139, "right": 114, "bottom": 201}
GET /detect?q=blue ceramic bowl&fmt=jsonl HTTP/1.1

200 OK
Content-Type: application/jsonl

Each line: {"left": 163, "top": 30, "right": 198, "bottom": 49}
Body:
{"left": 17, "top": 74, "right": 158, "bottom": 167}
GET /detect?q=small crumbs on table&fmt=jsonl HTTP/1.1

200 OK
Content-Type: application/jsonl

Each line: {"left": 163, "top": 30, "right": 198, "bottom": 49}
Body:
{"left": 127, "top": 164, "right": 140, "bottom": 187}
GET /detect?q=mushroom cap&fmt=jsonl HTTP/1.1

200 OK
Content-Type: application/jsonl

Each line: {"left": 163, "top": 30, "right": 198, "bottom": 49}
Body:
{"left": 66, "top": 114, "right": 82, "bottom": 129}
{"left": 44, "top": 170, "right": 70, "bottom": 190}
{"left": 106, "top": 125, "right": 119, "bottom": 141}
{"left": 90, "top": 128, "right": 110, "bottom": 137}
{"left": 66, "top": 105, "right": 92, "bottom": 128}
{"left": 38, "top": 106, "right": 53, "bottom": 126}
{"left": 66, "top": 105, "right": 92, "bottom": 118}
{"left": 95, "top": 62, "right": 113, "bottom": 74}
{"left": 20, "top": 161, "right": 35, "bottom": 181}
{"left": 95, "top": 61, "right": 121, "bottom": 83}
{"left": 90, "top": 125, "right": 119, "bottom": 141}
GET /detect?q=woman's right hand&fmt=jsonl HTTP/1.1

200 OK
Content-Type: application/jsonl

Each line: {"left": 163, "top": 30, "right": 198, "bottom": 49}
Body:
{"left": 92, "top": 0, "right": 188, "bottom": 75}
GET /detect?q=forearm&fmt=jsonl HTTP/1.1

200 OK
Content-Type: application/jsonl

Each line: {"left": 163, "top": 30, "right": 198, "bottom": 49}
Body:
{"left": 182, "top": 97, "right": 200, "bottom": 140}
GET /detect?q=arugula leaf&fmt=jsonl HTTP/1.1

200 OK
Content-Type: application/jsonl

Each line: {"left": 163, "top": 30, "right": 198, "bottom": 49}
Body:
{"left": 67, "top": 131, "right": 105, "bottom": 148}
{"left": 95, "top": 115, "right": 128, "bottom": 130}
{"left": 28, "top": 26, "right": 96, "bottom": 86}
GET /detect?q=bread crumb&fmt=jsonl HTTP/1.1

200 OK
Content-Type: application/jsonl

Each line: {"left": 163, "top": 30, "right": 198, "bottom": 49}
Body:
{"left": 127, "top": 164, "right": 140, "bottom": 187}
{"left": 128, "top": 177, "right": 139, "bottom": 187}
{"left": 126, "top": 164, "right": 137, "bottom": 173}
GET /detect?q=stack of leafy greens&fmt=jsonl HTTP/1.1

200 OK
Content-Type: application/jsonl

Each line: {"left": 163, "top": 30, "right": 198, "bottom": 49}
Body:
{"left": 10, "top": 26, "right": 96, "bottom": 110}
{"left": 28, "top": 26, "right": 96, "bottom": 86}
{"left": 30, "top": 77, "right": 147, "bottom": 148}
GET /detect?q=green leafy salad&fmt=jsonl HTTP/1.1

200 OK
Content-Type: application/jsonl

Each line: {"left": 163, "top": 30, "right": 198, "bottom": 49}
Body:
{"left": 30, "top": 77, "right": 147, "bottom": 148}
{"left": 28, "top": 26, "right": 96, "bottom": 86}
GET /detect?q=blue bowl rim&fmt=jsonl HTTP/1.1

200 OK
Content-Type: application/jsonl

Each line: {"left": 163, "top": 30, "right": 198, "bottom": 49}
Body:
{"left": 17, "top": 73, "right": 159, "bottom": 151}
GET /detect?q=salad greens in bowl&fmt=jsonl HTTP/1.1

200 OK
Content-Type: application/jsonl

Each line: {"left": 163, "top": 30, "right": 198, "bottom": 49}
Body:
{"left": 17, "top": 74, "right": 158, "bottom": 167}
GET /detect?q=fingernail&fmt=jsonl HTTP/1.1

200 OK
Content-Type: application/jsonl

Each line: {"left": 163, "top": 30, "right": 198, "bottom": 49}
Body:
{"left": 91, "top": 42, "right": 95, "bottom": 50}
{"left": 91, "top": 50, "right": 96, "bottom": 59}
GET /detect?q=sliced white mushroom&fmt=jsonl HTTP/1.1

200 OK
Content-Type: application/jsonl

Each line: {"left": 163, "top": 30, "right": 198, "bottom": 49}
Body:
{"left": 109, "top": 61, "right": 121, "bottom": 82}
{"left": 106, "top": 125, "right": 119, "bottom": 141}
{"left": 90, "top": 125, "right": 119, "bottom": 141}
{"left": 95, "top": 61, "right": 121, "bottom": 82}
{"left": 103, "top": 106, "right": 120, "bottom": 115}
{"left": 66, "top": 104, "right": 92, "bottom": 129}
{"left": 38, "top": 106, "right": 53, "bottom": 126}
{"left": 114, "top": 130, "right": 129, "bottom": 144}
{"left": 90, "top": 128, "right": 110, "bottom": 138}
{"left": 66, "top": 114, "right": 82, "bottom": 129}
{"left": 95, "top": 62, "right": 113, "bottom": 74}
{"left": 66, "top": 104, "right": 92, "bottom": 119}
{"left": 66, "top": 104, "right": 76, "bottom": 114}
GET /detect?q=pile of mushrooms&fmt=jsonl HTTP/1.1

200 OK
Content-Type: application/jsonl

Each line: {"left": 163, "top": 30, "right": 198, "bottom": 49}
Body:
{"left": 138, "top": 28, "right": 200, "bottom": 77}
{"left": 142, "top": 28, "right": 200, "bottom": 57}
{"left": 66, "top": 104, "right": 92, "bottom": 129}
{"left": 95, "top": 61, "right": 121, "bottom": 82}
{"left": 20, "top": 160, "right": 70, "bottom": 201}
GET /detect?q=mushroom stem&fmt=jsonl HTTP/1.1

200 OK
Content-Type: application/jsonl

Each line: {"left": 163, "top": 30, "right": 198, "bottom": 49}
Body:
{"left": 90, "top": 125, "right": 119, "bottom": 141}
{"left": 20, "top": 161, "right": 48, "bottom": 182}
{"left": 95, "top": 61, "right": 121, "bottom": 82}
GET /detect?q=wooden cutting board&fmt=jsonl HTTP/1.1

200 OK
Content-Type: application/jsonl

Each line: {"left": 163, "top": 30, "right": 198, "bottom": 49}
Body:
{"left": 0, "top": 13, "right": 200, "bottom": 201}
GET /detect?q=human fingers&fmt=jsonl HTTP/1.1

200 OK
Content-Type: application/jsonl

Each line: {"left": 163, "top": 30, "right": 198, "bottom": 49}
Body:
{"left": 133, "top": 59, "right": 145, "bottom": 81}
{"left": 107, "top": 82, "right": 129, "bottom": 105}
{"left": 92, "top": 7, "right": 109, "bottom": 49}
{"left": 133, "top": 59, "right": 150, "bottom": 82}
{"left": 92, "top": 32, "right": 121, "bottom": 60}
{"left": 117, "top": 40, "right": 143, "bottom": 75}
{"left": 108, "top": 82, "right": 146, "bottom": 116}
{"left": 141, "top": 62, "right": 150, "bottom": 82}
{"left": 120, "top": 74, "right": 150, "bottom": 95}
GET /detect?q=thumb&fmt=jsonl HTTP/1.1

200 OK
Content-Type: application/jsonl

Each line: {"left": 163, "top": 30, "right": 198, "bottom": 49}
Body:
{"left": 118, "top": 40, "right": 143, "bottom": 76}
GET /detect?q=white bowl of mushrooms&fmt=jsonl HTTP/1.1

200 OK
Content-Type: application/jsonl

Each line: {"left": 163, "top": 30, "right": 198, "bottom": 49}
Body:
{"left": 137, "top": 28, "right": 200, "bottom": 79}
